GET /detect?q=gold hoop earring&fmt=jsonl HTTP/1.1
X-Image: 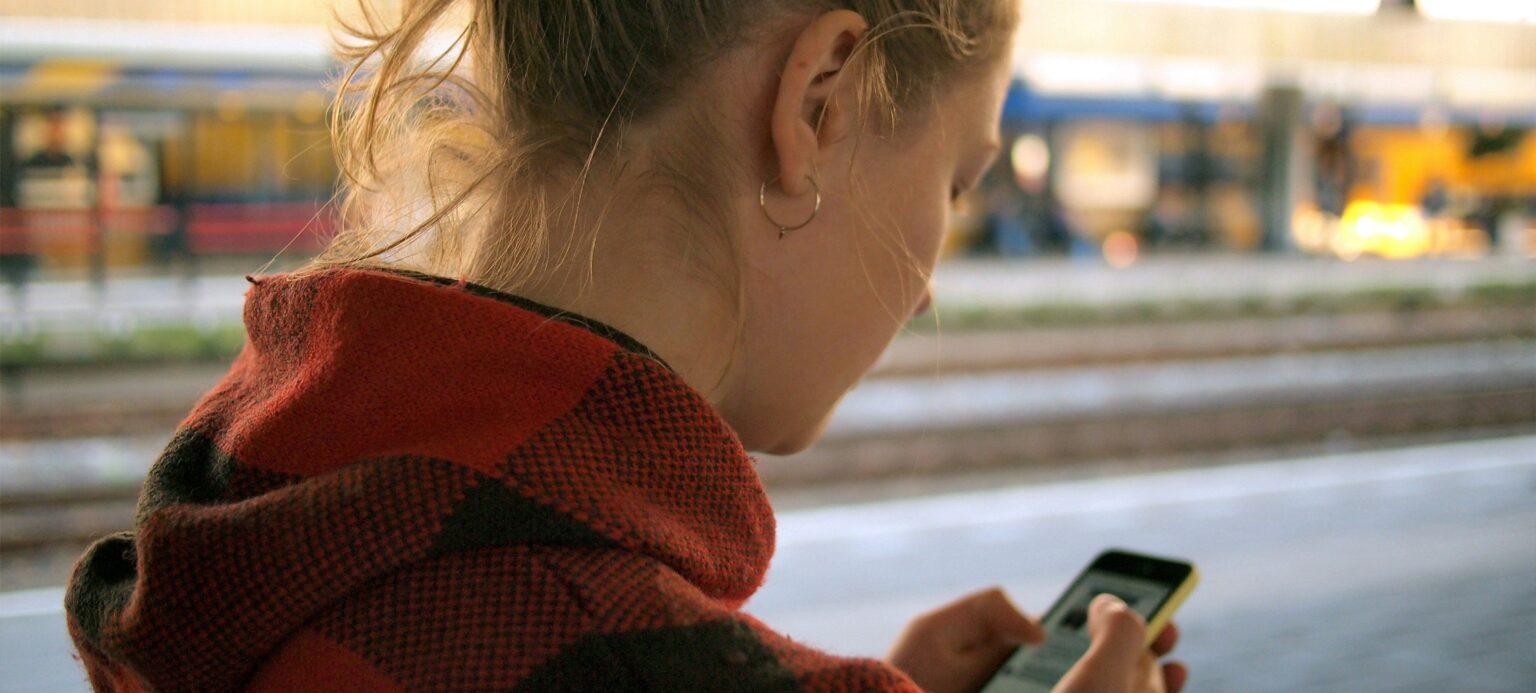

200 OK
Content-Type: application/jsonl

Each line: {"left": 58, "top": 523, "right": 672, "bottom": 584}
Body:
{"left": 759, "top": 175, "right": 821, "bottom": 239}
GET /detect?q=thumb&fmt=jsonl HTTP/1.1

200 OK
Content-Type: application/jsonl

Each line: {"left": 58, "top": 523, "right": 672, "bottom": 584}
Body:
{"left": 1060, "top": 594, "right": 1147, "bottom": 690}
{"left": 1086, "top": 593, "right": 1147, "bottom": 662}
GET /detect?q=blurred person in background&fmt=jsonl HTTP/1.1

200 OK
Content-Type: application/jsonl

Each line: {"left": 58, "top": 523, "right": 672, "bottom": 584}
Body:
{"left": 21, "top": 111, "right": 75, "bottom": 170}
{"left": 61, "top": 1, "right": 1185, "bottom": 691}
{"left": 2, "top": 109, "right": 80, "bottom": 297}
{"left": 975, "top": 182, "right": 1034, "bottom": 257}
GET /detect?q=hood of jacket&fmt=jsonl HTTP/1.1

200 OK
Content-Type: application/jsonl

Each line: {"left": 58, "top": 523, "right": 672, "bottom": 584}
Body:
{"left": 64, "top": 267, "right": 776, "bottom": 690}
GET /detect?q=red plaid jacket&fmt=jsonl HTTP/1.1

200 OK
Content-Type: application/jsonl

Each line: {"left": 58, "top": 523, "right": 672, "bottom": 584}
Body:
{"left": 65, "top": 267, "right": 919, "bottom": 691}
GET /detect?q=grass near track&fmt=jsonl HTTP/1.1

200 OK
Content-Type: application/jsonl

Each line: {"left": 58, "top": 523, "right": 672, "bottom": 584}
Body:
{"left": 3, "top": 279, "right": 1534, "bottom": 370}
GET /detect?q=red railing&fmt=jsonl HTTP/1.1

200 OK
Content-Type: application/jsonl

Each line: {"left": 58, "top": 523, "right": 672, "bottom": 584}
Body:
{"left": 184, "top": 202, "right": 332, "bottom": 254}
{"left": 0, "top": 203, "right": 333, "bottom": 257}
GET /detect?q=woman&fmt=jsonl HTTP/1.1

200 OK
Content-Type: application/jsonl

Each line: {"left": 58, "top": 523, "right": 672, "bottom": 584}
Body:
{"left": 65, "top": 1, "right": 1186, "bottom": 690}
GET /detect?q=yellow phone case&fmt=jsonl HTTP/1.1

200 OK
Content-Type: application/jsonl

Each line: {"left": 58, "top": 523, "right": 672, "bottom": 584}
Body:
{"left": 1143, "top": 564, "right": 1199, "bottom": 647}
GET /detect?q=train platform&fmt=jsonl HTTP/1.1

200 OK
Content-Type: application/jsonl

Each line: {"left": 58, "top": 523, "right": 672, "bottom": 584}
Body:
{"left": 3, "top": 434, "right": 1533, "bottom": 691}
{"left": 3, "top": 254, "right": 1534, "bottom": 335}
{"left": 752, "top": 433, "right": 1536, "bottom": 692}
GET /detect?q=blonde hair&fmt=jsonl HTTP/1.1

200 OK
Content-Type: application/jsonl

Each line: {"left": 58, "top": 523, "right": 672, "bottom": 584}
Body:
{"left": 315, "top": 0, "right": 1015, "bottom": 383}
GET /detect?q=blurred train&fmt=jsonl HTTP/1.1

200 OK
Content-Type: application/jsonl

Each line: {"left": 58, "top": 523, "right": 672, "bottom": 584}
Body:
{"left": 0, "top": 43, "right": 338, "bottom": 282}
{"left": 3, "top": 26, "right": 1534, "bottom": 284}
{"left": 949, "top": 86, "right": 1536, "bottom": 263}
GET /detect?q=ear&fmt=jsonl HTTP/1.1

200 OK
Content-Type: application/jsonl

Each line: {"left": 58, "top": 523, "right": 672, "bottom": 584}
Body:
{"left": 770, "top": 10, "right": 868, "bottom": 197}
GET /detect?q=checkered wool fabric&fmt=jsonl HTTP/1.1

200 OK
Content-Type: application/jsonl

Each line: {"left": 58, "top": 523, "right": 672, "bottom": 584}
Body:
{"left": 64, "top": 268, "right": 919, "bottom": 692}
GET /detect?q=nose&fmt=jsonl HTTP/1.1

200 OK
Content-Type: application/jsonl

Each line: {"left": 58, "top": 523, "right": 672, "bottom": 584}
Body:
{"left": 914, "top": 291, "right": 932, "bottom": 317}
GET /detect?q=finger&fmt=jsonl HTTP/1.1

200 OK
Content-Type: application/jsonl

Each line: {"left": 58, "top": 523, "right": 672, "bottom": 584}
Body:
{"left": 1054, "top": 598, "right": 1146, "bottom": 693}
{"left": 1085, "top": 594, "right": 1146, "bottom": 663}
{"left": 1151, "top": 621, "right": 1180, "bottom": 657}
{"left": 1162, "top": 660, "right": 1189, "bottom": 693}
{"left": 968, "top": 587, "right": 1046, "bottom": 646}
{"left": 897, "top": 587, "right": 1025, "bottom": 653}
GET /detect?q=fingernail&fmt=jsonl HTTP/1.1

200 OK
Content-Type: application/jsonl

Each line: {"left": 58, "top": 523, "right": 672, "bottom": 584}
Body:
{"left": 1092, "top": 593, "right": 1126, "bottom": 610}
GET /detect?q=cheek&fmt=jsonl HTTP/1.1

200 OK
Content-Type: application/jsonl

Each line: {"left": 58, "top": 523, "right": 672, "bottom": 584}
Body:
{"left": 869, "top": 173, "right": 948, "bottom": 285}
{"left": 726, "top": 178, "right": 945, "bottom": 453}
{"left": 903, "top": 190, "right": 949, "bottom": 268}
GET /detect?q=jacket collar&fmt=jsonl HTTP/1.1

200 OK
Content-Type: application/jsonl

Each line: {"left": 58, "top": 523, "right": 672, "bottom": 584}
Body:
{"left": 67, "top": 266, "right": 777, "bottom": 688}
{"left": 232, "top": 266, "right": 777, "bottom": 601}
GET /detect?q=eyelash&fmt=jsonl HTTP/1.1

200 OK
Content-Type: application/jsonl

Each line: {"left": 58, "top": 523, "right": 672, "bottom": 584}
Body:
{"left": 951, "top": 180, "right": 972, "bottom": 206}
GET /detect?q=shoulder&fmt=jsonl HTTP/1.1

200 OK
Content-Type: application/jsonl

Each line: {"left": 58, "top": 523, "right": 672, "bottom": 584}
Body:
{"left": 530, "top": 547, "right": 919, "bottom": 690}
{"left": 249, "top": 545, "right": 918, "bottom": 691}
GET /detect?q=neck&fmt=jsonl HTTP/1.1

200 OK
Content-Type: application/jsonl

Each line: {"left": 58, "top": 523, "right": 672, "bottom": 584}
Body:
{"left": 472, "top": 175, "right": 745, "bottom": 412}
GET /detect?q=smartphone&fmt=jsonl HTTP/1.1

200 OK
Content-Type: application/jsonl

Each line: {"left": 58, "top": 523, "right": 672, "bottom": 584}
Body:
{"left": 979, "top": 549, "right": 1199, "bottom": 693}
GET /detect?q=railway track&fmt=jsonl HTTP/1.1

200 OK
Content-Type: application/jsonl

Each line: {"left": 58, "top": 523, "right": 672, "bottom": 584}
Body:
{"left": 5, "top": 379, "right": 1534, "bottom": 565}
{"left": 4, "top": 304, "right": 1532, "bottom": 440}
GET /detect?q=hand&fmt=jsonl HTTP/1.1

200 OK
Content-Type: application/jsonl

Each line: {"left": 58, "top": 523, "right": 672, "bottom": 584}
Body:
{"left": 887, "top": 586, "right": 1045, "bottom": 693}
{"left": 1054, "top": 594, "right": 1187, "bottom": 693}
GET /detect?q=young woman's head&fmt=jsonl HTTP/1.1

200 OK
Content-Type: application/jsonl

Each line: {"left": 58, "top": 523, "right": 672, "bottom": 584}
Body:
{"left": 324, "top": 0, "right": 1018, "bottom": 454}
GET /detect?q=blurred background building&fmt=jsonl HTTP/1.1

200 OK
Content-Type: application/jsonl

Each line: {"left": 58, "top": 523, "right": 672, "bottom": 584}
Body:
{"left": 0, "top": 0, "right": 1532, "bottom": 281}
{"left": 1, "top": 1, "right": 1533, "bottom": 691}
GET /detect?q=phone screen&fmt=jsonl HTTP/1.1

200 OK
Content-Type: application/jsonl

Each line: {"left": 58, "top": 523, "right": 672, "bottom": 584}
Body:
{"left": 980, "top": 569, "right": 1178, "bottom": 692}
